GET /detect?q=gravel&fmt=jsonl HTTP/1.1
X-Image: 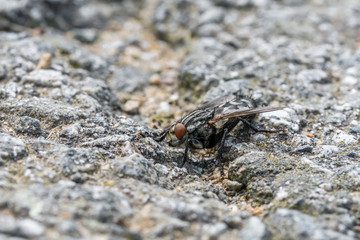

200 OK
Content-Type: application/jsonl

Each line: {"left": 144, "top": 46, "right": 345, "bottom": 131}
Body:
{"left": 1, "top": 0, "right": 360, "bottom": 239}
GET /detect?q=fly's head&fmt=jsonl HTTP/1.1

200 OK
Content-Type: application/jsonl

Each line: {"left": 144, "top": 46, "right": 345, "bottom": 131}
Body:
{"left": 167, "top": 122, "right": 188, "bottom": 146}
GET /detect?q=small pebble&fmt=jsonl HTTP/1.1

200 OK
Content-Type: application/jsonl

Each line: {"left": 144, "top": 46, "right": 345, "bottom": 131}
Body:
{"left": 349, "top": 126, "right": 360, "bottom": 134}
{"left": 293, "top": 145, "right": 313, "bottom": 153}
{"left": 36, "top": 53, "right": 52, "bottom": 70}
{"left": 123, "top": 100, "right": 141, "bottom": 114}
{"left": 150, "top": 74, "right": 161, "bottom": 85}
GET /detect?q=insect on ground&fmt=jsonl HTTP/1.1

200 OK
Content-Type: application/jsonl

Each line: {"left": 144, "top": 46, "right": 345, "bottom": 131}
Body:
{"left": 155, "top": 94, "right": 284, "bottom": 175}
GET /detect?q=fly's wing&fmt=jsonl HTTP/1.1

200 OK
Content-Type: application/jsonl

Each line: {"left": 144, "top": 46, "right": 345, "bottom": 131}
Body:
{"left": 209, "top": 106, "right": 284, "bottom": 124}
{"left": 196, "top": 95, "right": 236, "bottom": 110}
{"left": 212, "top": 96, "right": 256, "bottom": 117}
{"left": 181, "top": 95, "right": 236, "bottom": 130}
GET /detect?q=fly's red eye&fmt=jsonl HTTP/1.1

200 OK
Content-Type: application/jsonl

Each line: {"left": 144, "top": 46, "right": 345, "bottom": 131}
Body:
{"left": 174, "top": 123, "right": 186, "bottom": 139}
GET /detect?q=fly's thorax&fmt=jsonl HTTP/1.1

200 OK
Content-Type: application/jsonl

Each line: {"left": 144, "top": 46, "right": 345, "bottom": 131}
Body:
{"left": 185, "top": 115, "right": 213, "bottom": 134}
{"left": 182, "top": 108, "right": 215, "bottom": 132}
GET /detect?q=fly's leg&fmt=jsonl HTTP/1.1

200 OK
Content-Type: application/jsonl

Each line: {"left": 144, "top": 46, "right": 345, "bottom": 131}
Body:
{"left": 241, "top": 119, "right": 281, "bottom": 133}
{"left": 154, "top": 126, "right": 172, "bottom": 142}
{"left": 180, "top": 139, "right": 190, "bottom": 168}
{"left": 217, "top": 128, "right": 229, "bottom": 176}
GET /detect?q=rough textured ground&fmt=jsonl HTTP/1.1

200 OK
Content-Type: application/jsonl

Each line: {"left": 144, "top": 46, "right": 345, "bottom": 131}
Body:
{"left": 1, "top": 0, "right": 360, "bottom": 239}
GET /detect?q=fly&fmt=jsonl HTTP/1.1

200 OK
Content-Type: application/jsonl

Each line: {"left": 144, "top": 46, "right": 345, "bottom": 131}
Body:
{"left": 155, "top": 94, "right": 283, "bottom": 175}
